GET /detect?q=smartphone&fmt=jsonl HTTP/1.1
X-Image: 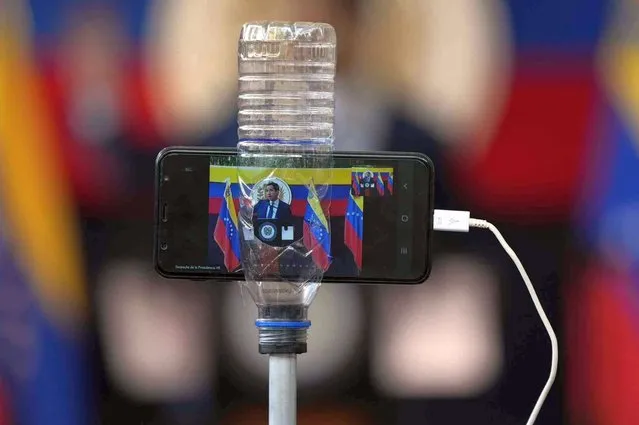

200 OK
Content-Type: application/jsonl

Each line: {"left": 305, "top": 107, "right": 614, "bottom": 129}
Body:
{"left": 154, "top": 147, "right": 434, "bottom": 284}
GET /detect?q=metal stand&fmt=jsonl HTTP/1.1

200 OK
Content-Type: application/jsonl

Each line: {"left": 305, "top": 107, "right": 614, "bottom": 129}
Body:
{"left": 269, "top": 354, "right": 297, "bottom": 425}
{"left": 254, "top": 305, "right": 310, "bottom": 425}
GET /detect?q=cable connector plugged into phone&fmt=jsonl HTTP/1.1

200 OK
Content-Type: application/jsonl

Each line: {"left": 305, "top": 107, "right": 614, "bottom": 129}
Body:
{"left": 432, "top": 209, "right": 558, "bottom": 425}
{"left": 433, "top": 209, "right": 471, "bottom": 232}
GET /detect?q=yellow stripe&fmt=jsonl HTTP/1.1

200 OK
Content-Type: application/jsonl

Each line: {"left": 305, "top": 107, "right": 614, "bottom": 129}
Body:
{"left": 224, "top": 180, "right": 239, "bottom": 226}
{"left": 0, "top": 4, "right": 86, "bottom": 326}
{"left": 210, "top": 166, "right": 394, "bottom": 184}
{"left": 606, "top": 44, "right": 639, "bottom": 146}
{"left": 352, "top": 166, "right": 394, "bottom": 174}
{"left": 350, "top": 192, "right": 364, "bottom": 211}
{"left": 308, "top": 185, "right": 329, "bottom": 229}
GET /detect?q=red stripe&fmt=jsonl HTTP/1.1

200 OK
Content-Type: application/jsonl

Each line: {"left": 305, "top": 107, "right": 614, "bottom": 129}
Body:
{"left": 213, "top": 214, "right": 240, "bottom": 271}
{"left": 210, "top": 199, "right": 349, "bottom": 216}
{"left": 209, "top": 198, "right": 241, "bottom": 214}
{"left": 453, "top": 63, "right": 598, "bottom": 221}
{"left": 344, "top": 219, "right": 362, "bottom": 270}
{"left": 0, "top": 381, "right": 10, "bottom": 425}
{"left": 312, "top": 244, "right": 331, "bottom": 271}
{"left": 303, "top": 222, "right": 331, "bottom": 271}
{"left": 209, "top": 198, "right": 220, "bottom": 214}
{"left": 568, "top": 265, "right": 639, "bottom": 425}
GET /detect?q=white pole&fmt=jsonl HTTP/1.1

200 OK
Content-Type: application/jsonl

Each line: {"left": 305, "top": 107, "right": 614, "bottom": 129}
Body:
{"left": 269, "top": 354, "right": 297, "bottom": 425}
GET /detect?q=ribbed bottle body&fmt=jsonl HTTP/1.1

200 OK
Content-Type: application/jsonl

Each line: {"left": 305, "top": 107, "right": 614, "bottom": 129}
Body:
{"left": 237, "top": 22, "right": 336, "bottom": 150}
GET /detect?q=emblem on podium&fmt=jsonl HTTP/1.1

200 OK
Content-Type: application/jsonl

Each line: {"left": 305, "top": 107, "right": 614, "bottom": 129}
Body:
{"left": 259, "top": 222, "right": 277, "bottom": 242}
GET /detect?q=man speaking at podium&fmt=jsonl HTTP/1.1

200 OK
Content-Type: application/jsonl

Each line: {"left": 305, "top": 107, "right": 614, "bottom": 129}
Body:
{"left": 252, "top": 181, "right": 295, "bottom": 274}
{"left": 254, "top": 181, "right": 292, "bottom": 220}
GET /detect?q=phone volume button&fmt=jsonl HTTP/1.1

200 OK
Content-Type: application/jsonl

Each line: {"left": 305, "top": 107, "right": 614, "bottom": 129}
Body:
{"left": 161, "top": 204, "right": 168, "bottom": 222}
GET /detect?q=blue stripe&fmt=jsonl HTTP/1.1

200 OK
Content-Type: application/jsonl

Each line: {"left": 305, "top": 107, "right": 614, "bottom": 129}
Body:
{"left": 345, "top": 214, "right": 363, "bottom": 240}
{"left": 209, "top": 183, "right": 351, "bottom": 199}
{"left": 577, "top": 103, "right": 639, "bottom": 272}
{"left": 227, "top": 222, "right": 242, "bottom": 261}
{"left": 219, "top": 198, "right": 242, "bottom": 260}
{"left": 290, "top": 186, "right": 309, "bottom": 199}
{"left": 310, "top": 221, "right": 331, "bottom": 254}
{"left": 507, "top": 0, "right": 609, "bottom": 52}
{"left": 304, "top": 197, "right": 331, "bottom": 258}
{"left": 312, "top": 226, "right": 331, "bottom": 257}
{"left": 291, "top": 185, "right": 348, "bottom": 199}
{"left": 305, "top": 207, "right": 328, "bottom": 231}
{"left": 209, "top": 183, "right": 242, "bottom": 198}
{"left": 345, "top": 198, "right": 363, "bottom": 239}
{"left": 29, "top": 0, "right": 152, "bottom": 43}
{"left": 0, "top": 237, "right": 89, "bottom": 425}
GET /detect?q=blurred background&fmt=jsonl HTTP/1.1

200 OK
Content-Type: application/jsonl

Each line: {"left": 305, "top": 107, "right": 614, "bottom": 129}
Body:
{"left": 1, "top": 0, "right": 638, "bottom": 424}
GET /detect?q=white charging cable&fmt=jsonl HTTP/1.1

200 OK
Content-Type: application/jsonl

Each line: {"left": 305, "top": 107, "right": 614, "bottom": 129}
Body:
{"left": 433, "top": 209, "right": 559, "bottom": 425}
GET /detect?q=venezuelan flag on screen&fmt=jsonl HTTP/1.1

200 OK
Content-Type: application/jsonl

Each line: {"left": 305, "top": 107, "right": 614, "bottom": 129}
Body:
{"left": 344, "top": 193, "right": 364, "bottom": 271}
{"left": 351, "top": 172, "right": 361, "bottom": 196}
{"left": 376, "top": 172, "right": 385, "bottom": 196}
{"left": 213, "top": 180, "right": 242, "bottom": 272}
{"left": 0, "top": 3, "right": 89, "bottom": 424}
{"left": 303, "top": 185, "right": 332, "bottom": 271}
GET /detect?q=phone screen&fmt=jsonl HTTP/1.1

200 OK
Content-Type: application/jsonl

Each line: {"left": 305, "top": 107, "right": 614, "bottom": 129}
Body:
{"left": 156, "top": 150, "right": 433, "bottom": 283}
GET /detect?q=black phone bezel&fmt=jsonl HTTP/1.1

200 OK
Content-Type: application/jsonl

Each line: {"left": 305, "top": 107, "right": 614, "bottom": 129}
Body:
{"left": 154, "top": 146, "right": 434, "bottom": 284}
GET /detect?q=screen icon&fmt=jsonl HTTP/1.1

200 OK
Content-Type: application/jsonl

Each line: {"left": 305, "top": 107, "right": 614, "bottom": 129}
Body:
{"left": 281, "top": 226, "right": 294, "bottom": 241}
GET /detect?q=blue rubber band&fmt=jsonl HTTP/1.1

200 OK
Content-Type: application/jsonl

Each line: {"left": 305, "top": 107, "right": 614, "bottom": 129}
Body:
{"left": 255, "top": 320, "right": 311, "bottom": 329}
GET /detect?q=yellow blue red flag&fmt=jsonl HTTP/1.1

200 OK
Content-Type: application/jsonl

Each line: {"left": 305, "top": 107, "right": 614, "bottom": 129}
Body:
{"left": 0, "top": 1, "right": 89, "bottom": 424}
{"left": 302, "top": 183, "right": 331, "bottom": 271}
{"left": 213, "top": 179, "right": 242, "bottom": 272}
{"left": 568, "top": 2, "right": 639, "bottom": 424}
{"left": 344, "top": 193, "right": 364, "bottom": 271}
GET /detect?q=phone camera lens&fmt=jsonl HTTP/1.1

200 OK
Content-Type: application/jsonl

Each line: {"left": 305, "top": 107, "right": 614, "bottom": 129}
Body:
{"left": 160, "top": 242, "right": 168, "bottom": 251}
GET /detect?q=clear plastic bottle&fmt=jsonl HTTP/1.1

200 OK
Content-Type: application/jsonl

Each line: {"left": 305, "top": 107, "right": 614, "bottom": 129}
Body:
{"left": 235, "top": 22, "right": 336, "bottom": 316}
{"left": 237, "top": 21, "right": 336, "bottom": 155}
{"left": 236, "top": 22, "right": 337, "bottom": 355}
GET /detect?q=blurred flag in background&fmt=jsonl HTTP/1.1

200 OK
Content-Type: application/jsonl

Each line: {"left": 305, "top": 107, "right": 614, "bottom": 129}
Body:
{"left": 0, "top": 381, "right": 10, "bottom": 423}
{"left": 0, "top": 1, "right": 89, "bottom": 424}
{"left": 568, "top": 1, "right": 639, "bottom": 424}
{"left": 453, "top": 0, "right": 608, "bottom": 222}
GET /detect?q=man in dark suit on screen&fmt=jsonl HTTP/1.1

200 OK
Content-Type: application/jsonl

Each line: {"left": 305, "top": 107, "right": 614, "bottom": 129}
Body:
{"left": 253, "top": 181, "right": 292, "bottom": 221}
